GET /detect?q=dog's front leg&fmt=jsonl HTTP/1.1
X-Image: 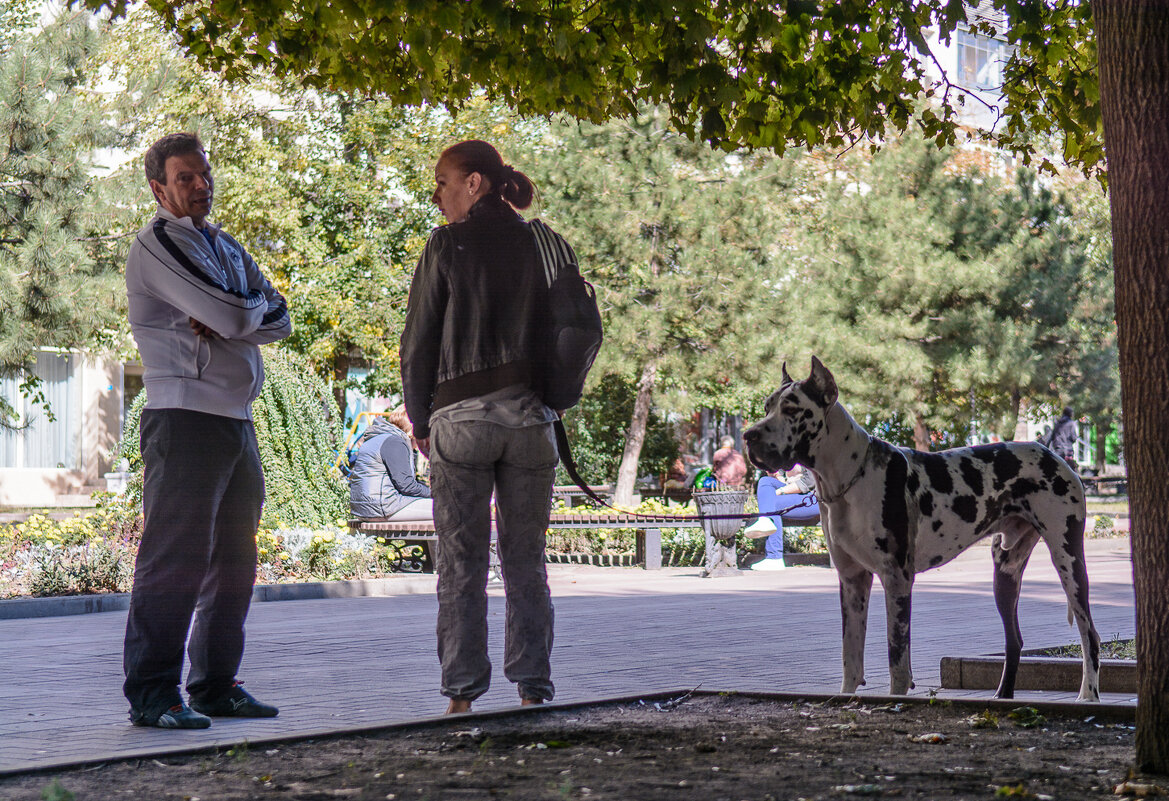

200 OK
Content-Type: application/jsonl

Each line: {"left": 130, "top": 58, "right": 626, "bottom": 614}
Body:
{"left": 837, "top": 560, "right": 874, "bottom": 694}
{"left": 881, "top": 568, "right": 915, "bottom": 695}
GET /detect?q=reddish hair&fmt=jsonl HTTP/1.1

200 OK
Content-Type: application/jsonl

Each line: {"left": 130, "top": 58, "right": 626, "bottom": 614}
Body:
{"left": 439, "top": 140, "right": 536, "bottom": 210}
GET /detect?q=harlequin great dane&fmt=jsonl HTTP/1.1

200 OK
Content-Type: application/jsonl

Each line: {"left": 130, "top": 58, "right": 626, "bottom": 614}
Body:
{"left": 742, "top": 357, "right": 1100, "bottom": 701}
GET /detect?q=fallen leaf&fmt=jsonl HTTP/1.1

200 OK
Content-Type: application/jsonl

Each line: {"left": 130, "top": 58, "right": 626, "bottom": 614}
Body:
{"left": 908, "top": 732, "right": 949, "bottom": 744}
{"left": 1115, "top": 781, "right": 1169, "bottom": 797}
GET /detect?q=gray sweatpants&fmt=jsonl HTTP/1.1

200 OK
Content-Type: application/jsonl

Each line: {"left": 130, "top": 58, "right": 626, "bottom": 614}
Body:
{"left": 429, "top": 418, "right": 558, "bottom": 702}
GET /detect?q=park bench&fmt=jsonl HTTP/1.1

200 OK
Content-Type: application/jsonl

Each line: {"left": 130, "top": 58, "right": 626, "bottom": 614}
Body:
{"left": 1080, "top": 475, "right": 1128, "bottom": 496}
{"left": 546, "top": 512, "right": 705, "bottom": 570}
{"left": 347, "top": 520, "right": 438, "bottom": 573}
{"left": 552, "top": 484, "right": 614, "bottom": 506}
{"left": 350, "top": 512, "right": 707, "bottom": 572}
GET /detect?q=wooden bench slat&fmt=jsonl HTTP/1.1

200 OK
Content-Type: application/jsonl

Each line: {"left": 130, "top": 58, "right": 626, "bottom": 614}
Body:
{"left": 348, "top": 520, "right": 436, "bottom": 535}
{"left": 351, "top": 512, "right": 709, "bottom": 572}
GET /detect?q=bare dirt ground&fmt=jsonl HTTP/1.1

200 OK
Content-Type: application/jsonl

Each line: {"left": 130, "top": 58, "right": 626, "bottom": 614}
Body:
{"left": 1, "top": 693, "right": 1155, "bottom": 801}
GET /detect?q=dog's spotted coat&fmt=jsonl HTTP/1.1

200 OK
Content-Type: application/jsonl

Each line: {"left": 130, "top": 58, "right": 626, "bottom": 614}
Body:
{"left": 743, "top": 357, "right": 1100, "bottom": 701}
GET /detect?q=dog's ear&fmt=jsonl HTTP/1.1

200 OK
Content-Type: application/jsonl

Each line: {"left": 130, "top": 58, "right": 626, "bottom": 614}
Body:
{"left": 781, "top": 362, "right": 794, "bottom": 388}
{"left": 807, "top": 356, "right": 838, "bottom": 407}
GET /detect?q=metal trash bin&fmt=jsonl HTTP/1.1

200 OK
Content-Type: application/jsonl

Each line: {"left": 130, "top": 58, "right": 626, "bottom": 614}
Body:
{"left": 694, "top": 486, "right": 748, "bottom": 577}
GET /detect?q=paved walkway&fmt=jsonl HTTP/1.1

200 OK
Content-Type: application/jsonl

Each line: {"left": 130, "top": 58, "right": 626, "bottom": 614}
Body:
{"left": 0, "top": 538, "right": 1136, "bottom": 774}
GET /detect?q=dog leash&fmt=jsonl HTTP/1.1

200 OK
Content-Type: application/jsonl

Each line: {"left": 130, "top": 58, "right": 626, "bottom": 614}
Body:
{"left": 554, "top": 419, "right": 817, "bottom": 522}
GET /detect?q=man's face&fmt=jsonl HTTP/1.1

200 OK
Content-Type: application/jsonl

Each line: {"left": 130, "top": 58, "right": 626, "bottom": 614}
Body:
{"left": 150, "top": 150, "right": 214, "bottom": 226}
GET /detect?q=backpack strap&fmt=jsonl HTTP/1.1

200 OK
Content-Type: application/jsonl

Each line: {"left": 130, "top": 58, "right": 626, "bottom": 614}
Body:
{"left": 553, "top": 417, "right": 610, "bottom": 507}
{"left": 530, "top": 218, "right": 578, "bottom": 288}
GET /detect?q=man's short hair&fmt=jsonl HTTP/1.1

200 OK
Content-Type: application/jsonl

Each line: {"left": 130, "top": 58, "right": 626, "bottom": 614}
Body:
{"left": 144, "top": 132, "right": 205, "bottom": 185}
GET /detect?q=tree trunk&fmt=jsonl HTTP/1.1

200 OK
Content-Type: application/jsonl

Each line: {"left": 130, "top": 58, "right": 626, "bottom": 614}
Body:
{"left": 1012, "top": 393, "right": 1030, "bottom": 441}
{"left": 1095, "top": 0, "right": 1169, "bottom": 773}
{"left": 1095, "top": 417, "right": 1109, "bottom": 475}
{"left": 613, "top": 360, "right": 657, "bottom": 507}
{"left": 332, "top": 353, "right": 350, "bottom": 417}
{"left": 1001, "top": 388, "right": 1022, "bottom": 442}
{"left": 912, "top": 412, "right": 931, "bottom": 452}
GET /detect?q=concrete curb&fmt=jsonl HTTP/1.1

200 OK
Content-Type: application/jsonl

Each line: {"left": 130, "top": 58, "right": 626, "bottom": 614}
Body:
{"left": 0, "top": 686, "right": 1134, "bottom": 778}
{"left": 0, "top": 575, "right": 437, "bottom": 620}
{"left": 940, "top": 655, "right": 1137, "bottom": 694}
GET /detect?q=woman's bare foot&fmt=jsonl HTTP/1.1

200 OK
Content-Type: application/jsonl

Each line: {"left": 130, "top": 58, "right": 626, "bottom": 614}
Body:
{"left": 445, "top": 699, "right": 472, "bottom": 714}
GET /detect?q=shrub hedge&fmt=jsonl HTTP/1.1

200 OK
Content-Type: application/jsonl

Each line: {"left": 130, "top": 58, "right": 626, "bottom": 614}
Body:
{"left": 118, "top": 347, "right": 348, "bottom": 530}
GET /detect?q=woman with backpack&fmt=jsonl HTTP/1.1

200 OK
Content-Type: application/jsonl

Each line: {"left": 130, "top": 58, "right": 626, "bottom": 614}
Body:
{"left": 400, "top": 140, "right": 573, "bottom": 714}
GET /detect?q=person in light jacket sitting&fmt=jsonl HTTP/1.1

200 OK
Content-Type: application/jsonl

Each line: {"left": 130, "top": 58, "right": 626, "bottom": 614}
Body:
{"left": 349, "top": 406, "right": 433, "bottom": 522}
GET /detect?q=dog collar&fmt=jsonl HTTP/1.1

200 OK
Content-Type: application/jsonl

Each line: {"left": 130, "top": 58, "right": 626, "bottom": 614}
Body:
{"left": 817, "top": 439, "right": 873, "bottom": 504}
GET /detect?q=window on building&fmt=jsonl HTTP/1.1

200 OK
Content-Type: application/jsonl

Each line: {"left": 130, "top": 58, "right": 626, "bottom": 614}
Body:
{"left": 0, "top": 351, "right": 81, "bottom": 469}
{"left": 956, "top": 29, "right": 1007, "bottom": 91}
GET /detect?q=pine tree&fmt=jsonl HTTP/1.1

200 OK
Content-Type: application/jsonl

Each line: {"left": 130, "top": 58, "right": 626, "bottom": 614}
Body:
{"left": 0, "top": 7, "right": 125, "bottom": 423}
{"left": 526, "top": 109, "right": 791, "bottom": 504}
{"left": 794, "top": 133, "right": 1114, "bottom": 449}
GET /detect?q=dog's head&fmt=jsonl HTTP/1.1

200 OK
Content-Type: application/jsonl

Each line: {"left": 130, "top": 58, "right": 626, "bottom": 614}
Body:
{"left": 743, "top": 356, "right": 838, "bottom": 472}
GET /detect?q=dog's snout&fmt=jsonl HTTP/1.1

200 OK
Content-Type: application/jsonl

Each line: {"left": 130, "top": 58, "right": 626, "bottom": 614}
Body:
{"left": 743, "top": 428, "right": 760, "bottom": 443}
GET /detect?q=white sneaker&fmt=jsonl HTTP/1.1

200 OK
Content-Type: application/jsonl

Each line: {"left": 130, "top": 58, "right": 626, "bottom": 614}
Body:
{"left": 744, "top": 517, "right": 778, "bottom": 536}
{"left": 751, "top": 558, "right": 786, "bottom": 571}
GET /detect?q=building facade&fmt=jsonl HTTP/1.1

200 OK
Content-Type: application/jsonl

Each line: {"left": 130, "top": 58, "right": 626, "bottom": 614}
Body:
{"left": 0, "top": 350, "right": 128, "bottom": 508}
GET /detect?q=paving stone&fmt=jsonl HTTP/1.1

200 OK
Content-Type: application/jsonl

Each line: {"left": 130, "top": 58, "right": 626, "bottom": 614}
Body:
{"left": 0, "top": 538, "right": 1136, "bottom": 773}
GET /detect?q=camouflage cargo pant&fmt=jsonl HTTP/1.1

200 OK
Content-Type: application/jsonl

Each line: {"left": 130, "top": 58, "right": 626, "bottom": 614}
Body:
{"left": 429, "top": 418, "right": 558, "bottom": 702}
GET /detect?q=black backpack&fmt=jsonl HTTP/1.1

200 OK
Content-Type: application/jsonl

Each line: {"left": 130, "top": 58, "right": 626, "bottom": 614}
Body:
{"left": 530, "top": 219, "right": 603, "bottom": 411}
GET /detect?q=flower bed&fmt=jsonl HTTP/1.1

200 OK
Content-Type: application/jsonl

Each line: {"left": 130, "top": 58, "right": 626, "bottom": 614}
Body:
{"left": 1, "top": 495, "right": 830, "bottom": 598}
{"left": 1, "top": 496, "right": 416, "bottom": 599}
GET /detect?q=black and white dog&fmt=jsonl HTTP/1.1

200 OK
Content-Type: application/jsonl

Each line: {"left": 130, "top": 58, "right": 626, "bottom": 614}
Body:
{"left": 743, "top": 357, "right": 1100, "bottom": 701}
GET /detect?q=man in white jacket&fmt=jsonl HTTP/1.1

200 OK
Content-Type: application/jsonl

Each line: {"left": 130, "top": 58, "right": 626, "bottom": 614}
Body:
{"left": 122, "top": 132, "right": 292, "bottom": 729}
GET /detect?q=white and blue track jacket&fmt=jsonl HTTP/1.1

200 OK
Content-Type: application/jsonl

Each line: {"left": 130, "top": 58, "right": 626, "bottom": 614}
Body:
{"left": 126, "top": 208, "right": 292, "bottom": 421}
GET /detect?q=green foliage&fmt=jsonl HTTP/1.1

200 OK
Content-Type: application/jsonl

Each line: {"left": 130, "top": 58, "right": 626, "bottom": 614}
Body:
{"left": 529, "top": 110, "right": 789, "bottom": 403}
{"left": 787, "top": 133, "right": 1115, "bottom": 448}
{"left": 0, "top": 506, "right": 141, "bottom": 597}
{"left": 0, "top": 9, "right": 128, "bottom": 416}
{"left": 81, "top": 1, "right": 1102, "bottom": 179}
{"left": 1036, "top": 634, "right": 1134, "bottom": 661}
{"left": 545, "top": 493, "right": 824, "bottom": 563}
{"left": 1006, "top": 706, "right": 1046, "bottom": 730}
{"left": 524, "top": 109, "right": 791, "bottom": 497}
{"left": 0, "top": 0, "right": 36, "bottom": 46}
{"left": 96, "top": 8, "right": 556, "bottom": 408}
{"left": 39, "top": 779, "right": 75, "bottom": 801}
{"left": 119, "top": 349, "right": 348, "bottom": 530}
{"left": 251, "top": 349, "right": 348, "bottom": 528}
{"left": 28, "top": 542, "right": 134, "bottom": 597}
{"left": 1090, "top": 514, "right": 1116, "bottom": 539}
{"left": 559, "top": 373, "right": 677, "bottom": 485}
